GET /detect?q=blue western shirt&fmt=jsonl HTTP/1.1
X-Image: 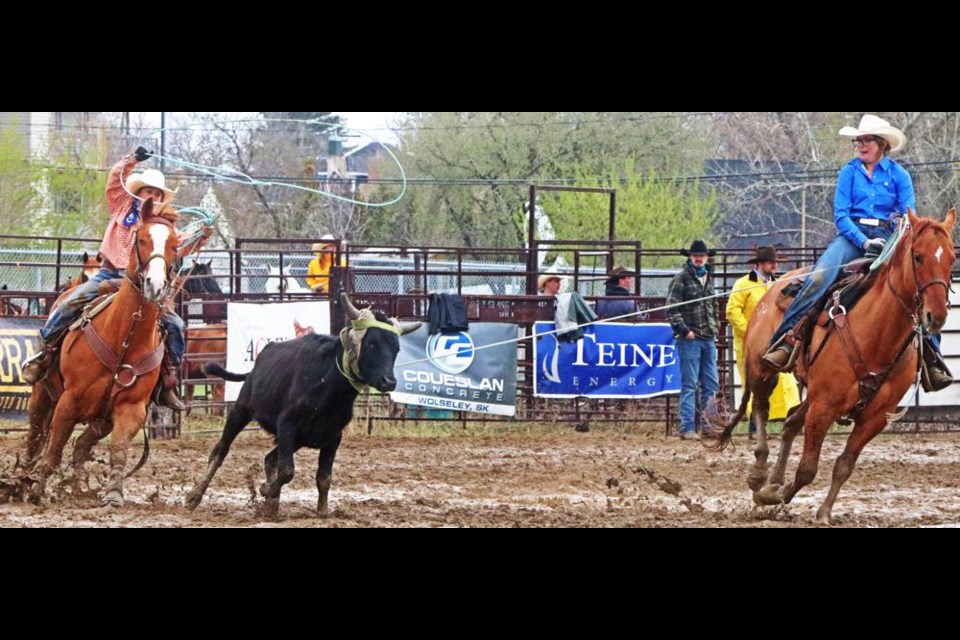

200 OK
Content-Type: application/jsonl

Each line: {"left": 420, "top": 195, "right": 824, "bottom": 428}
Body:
{"left": 834, "top": 156, "right": 915, "bottom": 248}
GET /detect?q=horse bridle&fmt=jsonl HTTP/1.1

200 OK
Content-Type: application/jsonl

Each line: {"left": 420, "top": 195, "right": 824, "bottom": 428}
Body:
{"left": 130, "top": 216, "right": 176, "bottom": 296}
{"left": 886, "top": 225, "right": 954, "bottom": 319}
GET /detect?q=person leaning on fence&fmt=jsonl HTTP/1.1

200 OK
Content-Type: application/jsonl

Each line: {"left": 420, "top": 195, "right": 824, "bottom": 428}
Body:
{"left": 538, "top": 273, "right": 563, "bottom": 296}
{"left": 596, "top": 266, "right": 638, "bottom": 319}
{"left": 21, "top": 147, "right": 213, "bottom": 411}
{"left": 306, "top": 235, "right": 337, "bottom": 293}
{"left": 667, "top": 241, "right": 720, "bottom": 440}
{"left": 726, "top": 246, "right": 799, "bottom": 437}
{"left": 761, "top": 114, "right": 952, "bottom": 391}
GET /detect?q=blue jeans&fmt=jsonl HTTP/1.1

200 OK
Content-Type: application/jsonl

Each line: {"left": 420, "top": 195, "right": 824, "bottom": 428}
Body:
{"left": 41, "top": 267, "right": 185, "bottom": 365}
{"left": 771, "top": 226, "right": 892, "bottom": 345}
{"left": 677, "top": 338, "right": 719, "bottom": 433}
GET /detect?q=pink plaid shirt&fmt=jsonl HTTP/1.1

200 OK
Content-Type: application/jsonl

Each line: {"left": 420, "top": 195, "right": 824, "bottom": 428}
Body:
{"left": 100, "top": 154, "right": 184, "bottom": 269}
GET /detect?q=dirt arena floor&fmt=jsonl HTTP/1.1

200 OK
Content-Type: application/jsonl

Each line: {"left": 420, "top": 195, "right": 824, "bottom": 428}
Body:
{"left": 2, "top": 419, "right": 960, "bottom": 527}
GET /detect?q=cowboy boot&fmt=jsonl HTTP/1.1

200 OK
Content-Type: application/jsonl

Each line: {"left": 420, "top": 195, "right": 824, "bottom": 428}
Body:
{"left": 21, "top": 336, "right": 55, "bottom": 385}
{"left": 156, "top": 362, "right": 185, "bottom": 412}
{"left": 762, "top": 338, "right": 795, "bottom": 372}
{"left": 921, "top": 339, "right": 954, "bottom": 392}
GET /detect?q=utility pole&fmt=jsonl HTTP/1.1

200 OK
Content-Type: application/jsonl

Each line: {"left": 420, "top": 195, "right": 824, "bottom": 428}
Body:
{"left": 801, "top": 187, "right": 807, "bottom": 247}
{"left": 160, "top": 112, "right": 166, "bottom": 173}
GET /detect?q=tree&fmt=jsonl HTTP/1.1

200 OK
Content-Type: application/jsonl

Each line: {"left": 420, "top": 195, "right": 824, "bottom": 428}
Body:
{"left": 364, "top": 112, "right": 713, "bottom": 248}
{"left": 0, "top": 127, "right": 42, "bottom": 236}
{"left": 545, "top": 161, "right": 719, "bottom": 267}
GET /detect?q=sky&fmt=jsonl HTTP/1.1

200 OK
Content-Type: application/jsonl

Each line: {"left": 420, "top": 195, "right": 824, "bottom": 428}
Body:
{"left": 333, "top": 112, "right": 400, "bottom": 146}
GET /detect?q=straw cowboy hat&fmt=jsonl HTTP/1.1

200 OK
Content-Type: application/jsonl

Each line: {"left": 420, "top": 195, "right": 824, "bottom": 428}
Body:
{"left": 744, "top": 246, "right": 779, "bottom": 264}
{"left": 538, "top": 273, "right": 566, "bottom": 291}
{"left": 838, "top": 114, "right": 906, "bottom": 153}
{"left": 312, "top": 234, "right": 336, "bottom": 252}
{"left": 126, "top": 169, "right": 178, "bottom": 202}
{"left": 680, "top": 240, "right": 716, "bottom": 257}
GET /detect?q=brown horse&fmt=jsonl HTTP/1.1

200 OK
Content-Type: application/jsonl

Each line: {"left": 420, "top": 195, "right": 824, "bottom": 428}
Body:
{"left": 708, "top": 208, "right": 956, "bottom": 524}
{"left": 183, "top": 323, "right": 227, "bottom": 416}
{"left": 57, "top": 252, "right": 104, "bottom": 292}
{"left": 23, "top": 200, "right": 179, "bottom": 506}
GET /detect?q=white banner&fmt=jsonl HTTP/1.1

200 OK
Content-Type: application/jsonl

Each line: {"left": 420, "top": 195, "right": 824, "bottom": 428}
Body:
{"left": 225, "top": 302, "right": 331, "bottom": 401}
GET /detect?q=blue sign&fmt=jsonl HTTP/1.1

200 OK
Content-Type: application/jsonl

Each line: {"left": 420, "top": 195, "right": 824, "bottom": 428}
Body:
{"left": 533, "top": 322, "right": 681, "bottom": 398}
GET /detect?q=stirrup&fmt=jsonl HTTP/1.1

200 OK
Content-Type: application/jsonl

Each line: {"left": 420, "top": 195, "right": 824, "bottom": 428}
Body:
{"left": 763, "top": 335, "right": 801, "bottom": 373}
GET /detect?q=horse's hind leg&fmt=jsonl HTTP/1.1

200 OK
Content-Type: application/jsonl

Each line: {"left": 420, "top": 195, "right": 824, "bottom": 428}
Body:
{"left": 769, "top": 400, "right": 808, "bottom": 486}
{"left": 27, "top": 392, "right": 81, "bottom": 502}
{"left": 816, "top": 409, "right": 889, "bottom": 525}
{"left": 747, "top": 376, "right": 777, "bottom": 492}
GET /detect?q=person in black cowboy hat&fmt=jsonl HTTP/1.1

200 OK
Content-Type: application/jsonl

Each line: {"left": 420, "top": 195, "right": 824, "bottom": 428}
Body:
{"left": 596, "top": 266, "right": 639, "bottom": 319}
{"left": 667, "top": 240, "right": 720, "bottom": 440}
{"left": 726, "top": 246, "right": 799, "bottom": 437}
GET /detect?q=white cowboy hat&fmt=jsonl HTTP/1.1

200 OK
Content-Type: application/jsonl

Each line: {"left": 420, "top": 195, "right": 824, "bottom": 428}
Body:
{"left": 838, "top": 114, "right": 906, "bottom": 153}
{"left": 538, "top": 273, "right": 567, "bottom": 291}
{"left": 126, "top": 169, "right": 178, "bottom": 201}
{"left": 312, "top": 234, "right": 336, "bottom": 252}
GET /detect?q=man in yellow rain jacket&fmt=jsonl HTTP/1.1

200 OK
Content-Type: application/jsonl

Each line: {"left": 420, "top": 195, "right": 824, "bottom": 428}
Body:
{"left": 306, "top": 235, "right": 337, "bottom": 293}
{"left": 726, "top": 247, "right": 799, "bottom": 435}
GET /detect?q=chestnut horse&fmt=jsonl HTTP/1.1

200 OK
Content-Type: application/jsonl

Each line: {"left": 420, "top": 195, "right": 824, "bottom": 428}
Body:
{"left": 708, "top": 208, "right": 956, "bottom": 524}
{"left": 23, "top": 200, "right": 179, "bottom": 506}
{"left": 57, "top": 252, "right": 104, "bottom": 292}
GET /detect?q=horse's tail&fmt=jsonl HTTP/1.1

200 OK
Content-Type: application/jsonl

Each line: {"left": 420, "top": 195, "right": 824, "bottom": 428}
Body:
{"left": 704, "top": 385, "right": 751, "bottom": 453}
{"left": 204, "top": 363, "right": 248, "bottom": 382}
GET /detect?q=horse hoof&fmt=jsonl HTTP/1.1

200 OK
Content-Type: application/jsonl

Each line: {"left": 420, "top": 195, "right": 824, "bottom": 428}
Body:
{"left": 184, "top": 490, "right": 203, "bottom": 511}
{"left": 753, "top": 484, "right": 785, "bottom": 506}
{"left": 815, "top": 509, "right": 833, "bottom": 525}
{"left": 747, "top": 470, "right": 768, "bottom": 492}
{"left": 260, "top": 499, "right": 280, "bottom": 518}
{"left": 101, "top": 490, "right": 124, "bottom": 508}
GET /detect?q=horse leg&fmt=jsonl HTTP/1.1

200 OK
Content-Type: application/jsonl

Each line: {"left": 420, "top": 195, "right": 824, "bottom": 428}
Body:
{"left": 101, "top": 402, "right": 147, "bottom": 507}
{"left": 213, "top": 383, "right": 225, "bottom": 417}
{"left": 260, "top": 420, "right": 298, "bottom": 518}
{"left": 747, "top": 376, "right": 776, "bottom": 492}
{"left": 26, "top": 392, "right": 81, "bottom": 502}
{"left": 316, "top": 432, "right": 343, "bottom": 517}
{"left": 184, "top": 404, "right": 252, "bottom": 510}
{"left": 184, "top": 382, "right": 194, "bottom": 417}
{"left": 780, "top": 401, "right": 834, "bottom": 505}
{"left": 769, "top": 400, "right": 808, "bottom": 486}
{"left": 24, "top": 385, "right": 54, "bottom": 470}
{"left": 71, "top": 420, "right": 110, "bottom": 495}
{"left": 816, "top": 409, "right": 889, "bottom": 525}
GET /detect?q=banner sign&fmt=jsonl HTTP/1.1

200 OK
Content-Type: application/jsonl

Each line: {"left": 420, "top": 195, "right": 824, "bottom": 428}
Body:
{"left": 533, "top": 322, "right": 681, "bottom": 399}
{"left": 225, "top": 302, "right": 331, "bottom": 401}
{"left": 391, "top": 324, "right": 518, "bottom": 416}
{"left": 0, "top": 317, "right": 43, "bottom": 416}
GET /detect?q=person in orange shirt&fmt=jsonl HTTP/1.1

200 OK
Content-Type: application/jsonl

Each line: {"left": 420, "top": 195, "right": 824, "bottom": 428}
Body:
{"left": 23, "top": 147, "right": 212, "bottom": 410}
{"left": 306, "top": 235, "right": 337, "bottom": 293}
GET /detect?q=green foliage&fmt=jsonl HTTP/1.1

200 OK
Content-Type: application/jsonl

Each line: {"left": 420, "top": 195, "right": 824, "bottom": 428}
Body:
{"left": 546, "top": 161, "right": 719, "bottom": 267}
{"left": 363, "top": 112, "right": 714, "bottom": 248}
{"left": 0, "top": 127, "right": 42, "bottom": 235}
{"left": 42, "top": 149, "right": 108, "bottom": 242}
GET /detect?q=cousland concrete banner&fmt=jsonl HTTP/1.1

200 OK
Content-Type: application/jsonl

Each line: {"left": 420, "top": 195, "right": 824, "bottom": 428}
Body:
{"left": 391, "top": 324, "right": 518, "bottom": 416}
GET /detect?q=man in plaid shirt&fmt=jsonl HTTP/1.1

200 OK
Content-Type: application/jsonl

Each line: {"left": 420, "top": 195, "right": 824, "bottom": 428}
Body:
{"left": 23, "top": 147, "right": 212, "bottom": 411}
{"left": 666, "top": 240, "right": 720, "bottom": 440}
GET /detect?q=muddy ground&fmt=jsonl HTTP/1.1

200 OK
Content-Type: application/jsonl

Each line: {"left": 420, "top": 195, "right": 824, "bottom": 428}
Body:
{"left": 2, "top": 421, "right": 959, "bottom": 527}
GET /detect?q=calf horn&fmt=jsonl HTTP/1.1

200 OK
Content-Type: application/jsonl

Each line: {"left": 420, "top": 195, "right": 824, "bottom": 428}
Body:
{"left": 399, "top": 321, "right": 422, "bottom": 336}
{"left": 340, "top": 292, "right": 362, "bottom": 320}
